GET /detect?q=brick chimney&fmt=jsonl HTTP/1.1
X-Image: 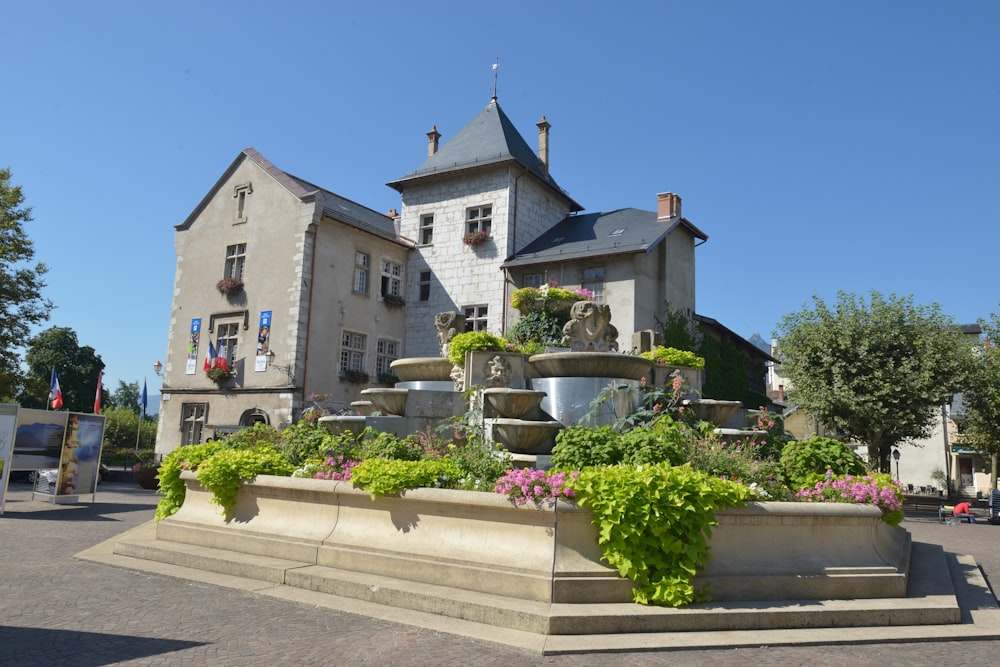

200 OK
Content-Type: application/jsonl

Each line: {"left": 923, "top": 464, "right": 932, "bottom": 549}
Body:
{"left": 536, "top": 116, "right": 551, "bottom": 176}
{"left": 657, "top": 192, "right": 681, "bottom": 220}
{"left": 426, "top": 125, "right": 441, "bottom": 157}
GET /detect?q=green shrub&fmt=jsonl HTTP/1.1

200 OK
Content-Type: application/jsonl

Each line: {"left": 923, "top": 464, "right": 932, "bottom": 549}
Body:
{"left": 196, "top": 444, "right": 295, "bottom": 515}
{"left": 507, "top": 310, "right": 565, "bottom": 347}
{"left": 568, "top": 462, "right": 750, "bottom": 607}
{"left": 154, "top": 440, "right": 233, "bottom": 521}
{"left": 639, "top": 346, "right": 705, "bottom": 370}
{"left": 278, "top": 420, "right": 334, "bottom": 465}
{"left": 621, "top": 416, "right": 691, "bottom": 466}
{"left": 361, "top": 430, "right": 426, "bottom": 461}
{"left": 447, "top": 331, "right": 507, "bottom": 366}
{"left": 780, "top": 436, "right": 868, "bottom": 489}
{"left": 550, "top": 425, "right": 625, "bottom": 469}
{"left": 350, "top": 458, "right": 463, "bottom": 498}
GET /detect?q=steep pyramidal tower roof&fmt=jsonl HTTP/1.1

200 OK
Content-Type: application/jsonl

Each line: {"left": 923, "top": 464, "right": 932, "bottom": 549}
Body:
{"left": 388, "top": 100, "right": 582, "bottom": 211}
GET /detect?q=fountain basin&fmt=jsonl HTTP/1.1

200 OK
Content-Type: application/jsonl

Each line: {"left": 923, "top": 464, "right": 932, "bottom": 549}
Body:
{"left": 684, "top": 399, "right": 743, "bottom": 426}
{"left": 351, "top": 401, "right": 374, "bottom": 416}
{"left": 390, "top": 357, "right": 454, "bottom": 382}
{"left": 491, "top": 418, "right": 563, "bottom": 455}
{"left": 361, "top": 388, "right": 408, "bottom": 416}
{"left": 318, "top": 415, "right": 367, "bottom": 436}
{"left": 482, "top": 388, "right": 546, "bottom": 419}
{"left": 528, "top": 352, "right": 653, "bottom": 381}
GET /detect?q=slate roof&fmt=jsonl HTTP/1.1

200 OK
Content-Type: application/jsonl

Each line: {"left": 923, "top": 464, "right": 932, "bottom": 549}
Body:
{"left": 502, "top": 208, "right": 708, "bottom": 268}
{"left": 178, "top": 148, "right": 406, "bottom": 245}
{"left": 387, "top": 100, "right": 582, "bottom": 211}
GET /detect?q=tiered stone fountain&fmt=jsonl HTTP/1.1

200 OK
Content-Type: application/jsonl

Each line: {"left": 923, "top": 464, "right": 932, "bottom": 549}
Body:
{"left": 322, "top": 302, "right": 749, "bottom": 462}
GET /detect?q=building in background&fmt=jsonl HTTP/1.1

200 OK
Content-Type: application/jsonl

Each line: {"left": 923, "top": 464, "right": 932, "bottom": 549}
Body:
{"left": 156, "top": 98, "right": 763, "bottom": 455}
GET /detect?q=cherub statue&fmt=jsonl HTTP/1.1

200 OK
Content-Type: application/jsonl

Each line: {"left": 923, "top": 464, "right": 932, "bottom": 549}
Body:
{"left": 434, "top": 311, "right": 465, "bottom": 357}
{"left": 561, "top": 301, "right": 619, "bottom": 352}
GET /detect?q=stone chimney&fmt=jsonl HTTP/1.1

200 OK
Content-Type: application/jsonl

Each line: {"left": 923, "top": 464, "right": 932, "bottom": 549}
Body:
{"left": 536, "top": 116, "right": 551, "bottom": 176}
{"left": 426, "top": 125, "right": 441, "bottom": 157}
{"left": 657, "top": 192, "right": 682, "bottom": 220}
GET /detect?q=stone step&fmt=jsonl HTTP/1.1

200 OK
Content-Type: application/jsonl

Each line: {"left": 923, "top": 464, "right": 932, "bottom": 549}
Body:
{"left": 112, "top": 530, "right": 962, "bottom": 637}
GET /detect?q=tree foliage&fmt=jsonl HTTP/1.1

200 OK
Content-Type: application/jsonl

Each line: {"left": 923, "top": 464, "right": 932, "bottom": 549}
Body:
{"left": 23, "top": 326, "right": 104, "bottom": 411}
{"left": 110, "top": 380, "right": 141, "bottom": 413}
{"left": 774, "top": 291, "right": 970, "bottom": 472}
{"left": 960, "top": 310, "right": 1000, "bottom": 469}
{"left": 102, "top": 406, "right": 157, "bottom": 451}
{"left": 0, "top": 168, "right": 53, "bottom": 398}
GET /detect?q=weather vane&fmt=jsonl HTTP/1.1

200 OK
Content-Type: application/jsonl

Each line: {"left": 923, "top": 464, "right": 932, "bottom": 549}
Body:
{"left": 492, "top": 57, "right": 499, "bottom": 101}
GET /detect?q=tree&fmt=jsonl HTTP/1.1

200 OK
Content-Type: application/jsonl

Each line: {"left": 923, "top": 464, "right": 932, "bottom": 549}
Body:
{"left": 110, "top": 380, "right": 141, "bottom": 414}
{"left": 102, "top": 406, "right": 157, "bottom": 453}
{"left": 774, "top": 291, "right": 970, "bottom": 472}
{"left": 0, "top": 168, "right": 53, "bottom": 398}
{"left": 959, "top": 310, "right": 1000, "bottom": 488}
{"left": 23, "top": 326, "right": 104, "bottom": 411}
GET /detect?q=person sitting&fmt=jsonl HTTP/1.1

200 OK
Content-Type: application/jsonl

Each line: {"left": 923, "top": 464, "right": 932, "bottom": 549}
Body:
{"left": 953, "top": 501, "right": 977, "bottom": 524}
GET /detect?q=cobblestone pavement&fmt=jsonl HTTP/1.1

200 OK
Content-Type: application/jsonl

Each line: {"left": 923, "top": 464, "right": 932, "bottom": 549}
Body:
{"left": 1, "top": 481, "right": 998, "bottom": 666}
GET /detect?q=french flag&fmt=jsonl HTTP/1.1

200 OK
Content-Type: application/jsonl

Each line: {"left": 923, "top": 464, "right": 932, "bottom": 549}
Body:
{"left": 49, "top": 368, "right": 64, "bottom": 410}
{"left": 215, "top": 340, "right": 230, "bottom": 372}
{"left": 204, "top": 340, "right": 217, "bottom": 372}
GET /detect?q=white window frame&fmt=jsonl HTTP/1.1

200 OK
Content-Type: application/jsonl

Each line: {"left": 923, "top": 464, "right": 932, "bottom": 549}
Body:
{"left": 466, "top": 205, "right": 492, "bottom": 235}
{"left": 216, "top": 322, "right": 239, "bottom": 368}
{"left": 522, "top": 273, "right": 543, "bottom": 288}
{"left": 181, "top": 403, "right": 207, "bottom": 446}
{"left": 582, "top": 266, "right": 605, "bottom": 302}
{"left": 340, "top": 331, "right": 367, "bottom": 374}
{"left": 463, "top": 305, "right": 489, "bottom": 332}
{"left": 354, "top": 252, "right": 370, "bottom": 294}
{"left": 376, "top": 338, "right": 399, "bottom": 378}
{"left": 380, "top": 259, "right": 403, "bottom": 298}
{"left": 419, "top": 214, "right": 434, "bottom": 245}
{"left": 225, "top": 243, "right": 246, "bottom": 280}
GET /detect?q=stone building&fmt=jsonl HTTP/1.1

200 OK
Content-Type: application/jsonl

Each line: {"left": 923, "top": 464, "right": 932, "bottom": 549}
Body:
{"left": 155, "top": 98, "right": 733, "bottom": 455}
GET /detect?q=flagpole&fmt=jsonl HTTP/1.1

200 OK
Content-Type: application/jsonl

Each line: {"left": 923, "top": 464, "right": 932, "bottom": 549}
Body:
{"left": 134, "top": 378, "right": 144, "bottom": 456}
{"left": 134, "top": 378, "right": 149, "bottom": 457}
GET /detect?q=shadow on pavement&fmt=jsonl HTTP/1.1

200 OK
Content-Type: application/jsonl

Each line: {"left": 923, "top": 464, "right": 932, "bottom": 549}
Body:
{"left": 0, "top": 626, "right": 206, "bottom": 666}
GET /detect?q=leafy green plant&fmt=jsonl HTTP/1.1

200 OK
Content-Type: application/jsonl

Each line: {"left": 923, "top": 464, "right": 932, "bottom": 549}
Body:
{"left": 510, "top": 283, "right": 591, "bottom": 315}
{"left": 154, "top": 440, "right": 233, "bottom": 521}
{"left": 341, "top": 369, "right": 370, "bottom": 384}
{"left": 550, "top": 425, "right": 625, "bottom": 469}
{"left": 567, "top": 463, "right": 750, "bottom": 607}
{"left": 196, "top": 444, "right": 295, "bottom": 515}
{"left": 277, "top": 420, "right": 334, "bottom": 466}
{"left": 206, "top": 367, "right": 234, "bottom": 385}
{"left": 349, "top": 458, "right": 463, "bottom": 499}
{"left": 780, "top": 436, "right": 868, "bottom": 489}
{"left": 507, "top": 310, "right": 565, "bottom": 348}
{"left": 447, "top": 331, "right": 506, "bottom": 367}
{"left": 640, "top": 346, "right": 705, "bottom": 369}
{"left": 361, "top": 430, "right": 426, "bottom": 461}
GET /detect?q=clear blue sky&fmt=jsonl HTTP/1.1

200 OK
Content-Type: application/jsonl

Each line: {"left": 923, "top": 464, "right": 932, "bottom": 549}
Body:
{"left": 3, "top": 1, "right": 998, "bottom": 393}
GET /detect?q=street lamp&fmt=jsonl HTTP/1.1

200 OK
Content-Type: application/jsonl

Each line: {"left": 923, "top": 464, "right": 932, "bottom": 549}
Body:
{"left": 892, "top": 448, "right": 901, "bottom": 481}
{"left": 153, "top": 361, "right": 163, "bottom": 377}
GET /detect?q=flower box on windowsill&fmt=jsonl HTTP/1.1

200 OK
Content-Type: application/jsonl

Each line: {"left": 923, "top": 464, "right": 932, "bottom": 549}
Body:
{"left": 340, "top": 370, "right": 370, "bottom": 385}
{"left": 382, "top": 294, "right": 405, "bottom": 309}
{"left": 206, "top": 367, "right": 235, "bottom": 386}
{"left": 462, "top": 231, "right": 490, "bottom": 248}
{"left": 216, "top": 278, "right": 244, "bottom": 295}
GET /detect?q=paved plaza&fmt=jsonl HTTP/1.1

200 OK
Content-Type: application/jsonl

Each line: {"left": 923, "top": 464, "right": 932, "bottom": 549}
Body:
{"left": 2, "top": 480, "right": 1000, "bottom": 666}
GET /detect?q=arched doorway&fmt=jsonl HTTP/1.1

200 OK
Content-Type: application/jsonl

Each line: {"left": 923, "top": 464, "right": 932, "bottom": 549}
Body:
{"left": 239, "top": 408, "right": 270, "bottom": 428}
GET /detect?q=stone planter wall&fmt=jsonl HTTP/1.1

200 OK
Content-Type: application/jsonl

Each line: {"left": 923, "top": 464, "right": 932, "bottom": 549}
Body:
{"left": 152, "top": 473, "right": 911, "bottom": 604}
